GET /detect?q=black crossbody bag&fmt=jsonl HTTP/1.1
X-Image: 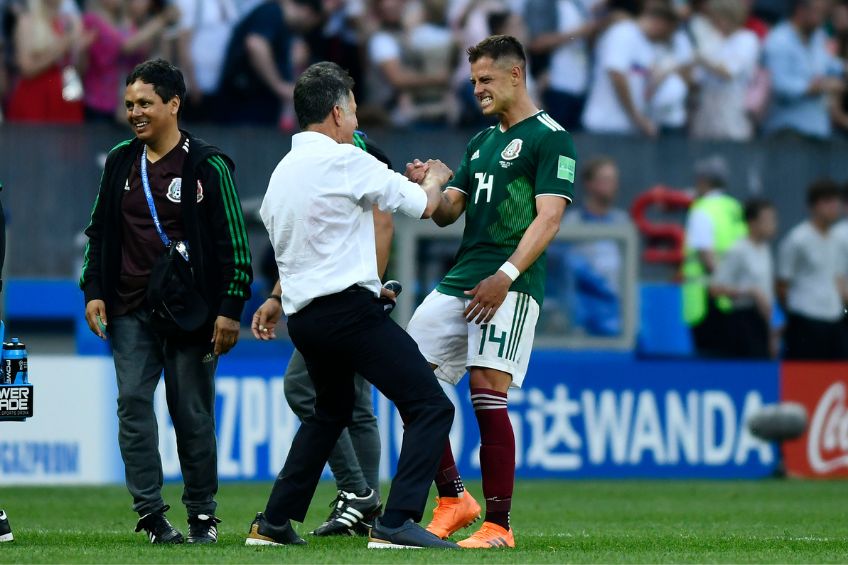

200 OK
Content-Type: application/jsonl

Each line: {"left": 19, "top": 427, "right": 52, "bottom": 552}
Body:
{"left": 139, "top": 146, "right": 208, "bottom": 335}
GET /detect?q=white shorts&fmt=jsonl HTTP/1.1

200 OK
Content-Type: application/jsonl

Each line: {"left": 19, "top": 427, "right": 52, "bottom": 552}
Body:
{"left": 406, "top": 290, "right": 540, "bottom": 388}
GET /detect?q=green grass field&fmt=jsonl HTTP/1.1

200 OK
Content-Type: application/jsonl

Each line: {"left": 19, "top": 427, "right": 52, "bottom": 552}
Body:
{"left": 1, "top": 480, "right": 846, "bottom": 563}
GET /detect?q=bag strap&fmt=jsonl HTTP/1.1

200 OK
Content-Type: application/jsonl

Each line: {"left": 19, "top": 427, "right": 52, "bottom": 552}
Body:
{"left": 140, "top": 145, "right": 190, "bottom": 260}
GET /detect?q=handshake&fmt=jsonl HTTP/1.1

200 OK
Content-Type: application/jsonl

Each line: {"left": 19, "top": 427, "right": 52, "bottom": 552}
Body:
{"left": 404, "top": 158, "right": 453, "bottom": 185}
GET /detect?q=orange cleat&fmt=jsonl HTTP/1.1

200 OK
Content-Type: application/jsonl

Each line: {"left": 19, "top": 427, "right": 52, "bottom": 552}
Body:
{"left": 457, "top": 521, "right": 514, "bottom": 548}
{"left": 424, "top": 490, "right": 482, "bottom": 539}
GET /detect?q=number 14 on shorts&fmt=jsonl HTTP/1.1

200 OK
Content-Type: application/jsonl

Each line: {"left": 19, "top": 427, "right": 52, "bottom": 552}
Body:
{"left": 478, "top": 324, "right": 509, "bottom": 359}
{"left": 469, "top": 292, "right": 537, "bottom": 379}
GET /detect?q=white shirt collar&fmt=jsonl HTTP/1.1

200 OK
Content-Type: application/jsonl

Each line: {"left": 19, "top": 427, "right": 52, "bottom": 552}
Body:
{"left": 291, "top": 130, "right": 339, "bottom": 148}
{"left": 260, "top": 130, "right": 428, "bottom": 314}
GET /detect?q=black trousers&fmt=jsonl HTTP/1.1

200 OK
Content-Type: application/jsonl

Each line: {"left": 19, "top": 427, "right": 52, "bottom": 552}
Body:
{"left": 690, "top": 298, "right": 727, "bottom": 358}
{"left": 785, "top": 312, "right": 848, "bottom": 360}
{"left": 263, "top": 287, "right": 454, "bottom": 524}
{"left": 720, "top": 307, "right": 770, "bottom": 359}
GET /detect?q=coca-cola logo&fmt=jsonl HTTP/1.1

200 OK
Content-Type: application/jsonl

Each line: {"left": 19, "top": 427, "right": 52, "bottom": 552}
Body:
{"left": 808, "top": 382, "right": 848, "bottom": 473}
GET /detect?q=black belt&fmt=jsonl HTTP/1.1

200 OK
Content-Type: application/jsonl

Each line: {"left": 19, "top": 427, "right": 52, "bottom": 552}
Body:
{"left": 340, "top": 284, "right": 371, "bottom": 295}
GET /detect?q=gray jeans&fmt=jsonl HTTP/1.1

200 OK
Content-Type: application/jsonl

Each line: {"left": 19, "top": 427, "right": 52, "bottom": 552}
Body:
{"left": 284, "top": 350, "right": 380, "bottom": 495}
{"left": 110, "top": 309, "right": 218, "bottom": 517}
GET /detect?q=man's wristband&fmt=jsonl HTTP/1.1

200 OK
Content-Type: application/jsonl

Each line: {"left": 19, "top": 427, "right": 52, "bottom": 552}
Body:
{"left": 268, "top": 294, "right": 282, "bottom": 304}
{"left": 498, "top": 261, "right": 520, "bottom": 282}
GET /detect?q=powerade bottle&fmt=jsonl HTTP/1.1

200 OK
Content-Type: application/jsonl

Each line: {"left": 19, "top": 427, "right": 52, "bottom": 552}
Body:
{"left": 2, "top": 339, "right": 27, "bottom": 384}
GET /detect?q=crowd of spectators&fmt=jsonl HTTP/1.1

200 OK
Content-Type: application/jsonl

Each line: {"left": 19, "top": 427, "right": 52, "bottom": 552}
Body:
{"left": 1, "top": 0, "right": 848, "bottom": 139}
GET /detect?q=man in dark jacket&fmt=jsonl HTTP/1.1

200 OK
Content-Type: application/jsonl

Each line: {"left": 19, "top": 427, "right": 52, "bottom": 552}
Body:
{"left": 79, "top": 59, "right": 253, "bottom": 545}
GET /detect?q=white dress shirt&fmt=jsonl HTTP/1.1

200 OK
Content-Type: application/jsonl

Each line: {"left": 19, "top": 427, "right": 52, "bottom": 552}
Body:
{"left": 261, "top": 131, "right": 428, "bottom": 314}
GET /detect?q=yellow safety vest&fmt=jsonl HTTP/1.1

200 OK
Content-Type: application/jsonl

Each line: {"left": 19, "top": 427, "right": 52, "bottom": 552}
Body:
{"left": 682, "top": 194, "right": 747, "bottom": 326}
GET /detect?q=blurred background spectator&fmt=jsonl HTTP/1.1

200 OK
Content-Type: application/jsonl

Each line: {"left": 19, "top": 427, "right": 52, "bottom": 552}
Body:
{"left": 710, "top": 198, "right": 777, "bottom": 358}
{"left": 524, "top": 0, "right": 597, "bottom": 131}
{"left": 581, "top": 3, "right": 678, "bottom": 136}
{"left": 777, "top": 179, "right": 848, "bottom": 359}
{"left": 300, "top": 0, "right": 368, "bottom": 102}
{"left": 174, "top": 0, "right": 238, "bottom": 122}
{"left": 364, "top": 0, "right": 452, "bottom": 127}
{"left": 5, "top": 0, "right": 90, "bottom": 123}
{"left": 547, "top": 155, "right": 631, "bottom": 336}
{"left": 648, "top": 11, "right": 693, "bottom": 136}
{"left": 217, "top": 0, "right": 321, "bottom": 126}
{"left": 690, "top": 0, "right": 761, "bottom": 140}
{"left": 682, "top": 155, "right": 747, "bottom": 357}
{"left": 81, "top": 0, "right": 178, "bottom": 122}
{"left": 763, "top": 0, "right": 843, "bottom": 139}
{"left": 126, "top": 0, "right": 179, "bottom": 60}
{"left": 827, "top": 0, "right": 848, "bottom": 134}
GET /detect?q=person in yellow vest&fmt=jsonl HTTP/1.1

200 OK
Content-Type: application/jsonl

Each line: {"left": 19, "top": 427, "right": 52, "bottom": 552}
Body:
{"left": 682, "top": 155, "right": 747, "bottom": 356}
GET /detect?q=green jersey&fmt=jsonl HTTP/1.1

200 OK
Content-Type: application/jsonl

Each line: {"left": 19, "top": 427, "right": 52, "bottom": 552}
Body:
{"left": 437, "top": 111, "right": 576, "bottom": 305}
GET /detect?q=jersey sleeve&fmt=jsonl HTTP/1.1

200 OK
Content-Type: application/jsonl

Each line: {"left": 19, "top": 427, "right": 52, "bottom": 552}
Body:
{"left": 534, "top": 129, "right": 576, "bottom": 202}
{"left": 346, "top": 148, "right": 427, "bottom": 218}
{"left": 447, "top": 129, "right": 489, "bottom": 195}
{"left": 446, "top": 151, "right": 471, "bottom": 195}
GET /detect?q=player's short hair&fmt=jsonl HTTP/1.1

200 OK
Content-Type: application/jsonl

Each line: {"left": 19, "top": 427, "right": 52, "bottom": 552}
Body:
{"left": 581, "top": 155, "right": 617, "bottom": 183}
{"left": 126, "top": 58, "right": 186, "bottom": 114}
{"left": 294, "top": 62, "right": 355, "bottom": 129}
{"left": 467, "top": 35, "right": 526, "bottom": 67}
{"left": 806, "top": 178, "right": 841, "bottom": 207}
{"left": 743, "top": 198, "right": 774, "bottom": 223}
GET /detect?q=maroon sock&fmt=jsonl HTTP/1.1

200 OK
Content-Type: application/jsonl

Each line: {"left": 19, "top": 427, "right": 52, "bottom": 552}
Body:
{"left": 434, "top": 440, "right": 465, "bottom": 498}
{"left": 471, "top": 388, "right": 513, "bottom": 530}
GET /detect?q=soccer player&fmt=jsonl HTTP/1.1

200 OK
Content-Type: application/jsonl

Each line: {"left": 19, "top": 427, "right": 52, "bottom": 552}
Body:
{"left": 405, "top": 35, "right": 576, "bottom": 548}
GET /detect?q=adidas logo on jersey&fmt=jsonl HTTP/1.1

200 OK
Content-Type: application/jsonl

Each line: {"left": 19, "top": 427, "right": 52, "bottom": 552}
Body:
{"left": 471, "top": 150, "right": 480, "bottom": 161}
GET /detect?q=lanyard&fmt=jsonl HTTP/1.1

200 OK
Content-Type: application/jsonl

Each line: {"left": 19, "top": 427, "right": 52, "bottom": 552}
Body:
{"left": 140, "top": 145, "right": 190, "bottom": 260}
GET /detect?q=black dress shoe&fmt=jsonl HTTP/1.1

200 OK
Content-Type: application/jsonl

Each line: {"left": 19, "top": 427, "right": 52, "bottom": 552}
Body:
{"left": 245, "top": 512, "right": 306, "bottom": 546}
{"left": 368, "top": 518, "right": 459, "bottom": 549}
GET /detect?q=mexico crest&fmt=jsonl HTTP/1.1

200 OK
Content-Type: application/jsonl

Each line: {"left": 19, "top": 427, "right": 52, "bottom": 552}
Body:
{"left": 165, "top": 178, "right": 204, "bottom": 203}
{"left": 501, "top": 139, "right": 523, "bottom": 161}
{"left": 166, "top": 178, "right": 182, "bottom": 203}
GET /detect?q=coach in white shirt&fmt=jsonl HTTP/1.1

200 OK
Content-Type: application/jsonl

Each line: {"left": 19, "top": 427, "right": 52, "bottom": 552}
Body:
{"left": 249, "top": 62, "right": 459, "bottom": 550}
